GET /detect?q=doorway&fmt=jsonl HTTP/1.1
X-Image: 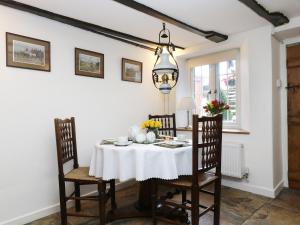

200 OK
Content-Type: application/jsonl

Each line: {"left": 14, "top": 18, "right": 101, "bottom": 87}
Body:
{"left": 287, "top": 44, "right": 300, "bottom": 189}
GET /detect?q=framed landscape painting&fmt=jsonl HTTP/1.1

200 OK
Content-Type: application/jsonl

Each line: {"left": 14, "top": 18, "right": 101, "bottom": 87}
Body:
{"left": 6, "top": 32, "right": 51, "bottom": 71}
{"left": 75, "top": 48, "right": 104, "bottom": 78}
{"left": 122, "top": 58, "right": 142, "bottom": 83}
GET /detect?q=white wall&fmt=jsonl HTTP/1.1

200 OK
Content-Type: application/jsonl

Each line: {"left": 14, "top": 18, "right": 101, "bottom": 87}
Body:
{"left": 271, "top": 37, "right": 283, "bottom": 188}
{"left": 175, "top": 26, "right": 283, "bottom": 197}
{"left": 0, "top": 6, "right": 164, "bottom": 225}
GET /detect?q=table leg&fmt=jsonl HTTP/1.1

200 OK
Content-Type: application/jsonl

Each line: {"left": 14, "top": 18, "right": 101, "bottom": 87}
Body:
{"left": 107, "top": 179, "right": 188, "bottom": 224}
{"left": 107, "top": 180, "right": 152, "bottom": 222}
{"left": 135, "top": 180, "right": 152, "bottom": 211}
{"left": 136, "top": 180, "right": 189, "bottom": 223}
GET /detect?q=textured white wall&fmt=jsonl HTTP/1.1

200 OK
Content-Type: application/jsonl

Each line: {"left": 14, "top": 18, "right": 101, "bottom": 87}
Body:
{"left": 0, "top": 6, "right": 164, "bottom": 224}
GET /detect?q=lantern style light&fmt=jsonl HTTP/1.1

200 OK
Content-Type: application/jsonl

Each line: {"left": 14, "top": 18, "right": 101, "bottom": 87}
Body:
{"left": 152, "top": 23, "right": 179, "bottom": 94}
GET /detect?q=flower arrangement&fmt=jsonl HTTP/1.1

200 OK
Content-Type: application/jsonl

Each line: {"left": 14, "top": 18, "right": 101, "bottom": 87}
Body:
{"left": 203, "top": 99, "right": 230, "bottom": 116}
{"left": 141, "top": 119, "right": 162, "bottom": 138}
{"left": 141, "top": 119, "right": 162, "bottom": 129}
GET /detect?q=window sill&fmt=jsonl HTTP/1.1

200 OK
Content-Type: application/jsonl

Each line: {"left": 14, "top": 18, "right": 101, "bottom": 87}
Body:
{"left": 177, "top": 127, "right": 250, "bottom": 135}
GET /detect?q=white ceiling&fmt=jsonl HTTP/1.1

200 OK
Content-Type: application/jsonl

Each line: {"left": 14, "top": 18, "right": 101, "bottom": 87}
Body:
{"left": 15, "top": 0, "right": 300, "bottom": 48}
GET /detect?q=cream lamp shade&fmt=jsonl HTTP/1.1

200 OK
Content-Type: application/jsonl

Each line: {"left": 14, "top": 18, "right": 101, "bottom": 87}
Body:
{"left": 153, "top": 50, "right": 177, "bottom": 75}
{"left": 178, "top": 97, "right": 196, "bottom": 110}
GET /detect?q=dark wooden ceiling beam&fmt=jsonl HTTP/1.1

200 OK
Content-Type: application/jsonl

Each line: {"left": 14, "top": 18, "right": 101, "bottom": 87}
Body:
{"left": 0, "top": 0, "right": 184, "bottom": 51}
{"left": 112, "top": 0, "right": 228, "bottom": 43}
{"left": 238, "top": 0, "right": 289, "bottom": 27}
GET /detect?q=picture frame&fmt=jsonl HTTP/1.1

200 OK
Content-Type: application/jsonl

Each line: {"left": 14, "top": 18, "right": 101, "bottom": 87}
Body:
{"left": 122, "top": 58, "right": 142, "bottom": 83}
{"left": 6, "top": 32, "right": 51, "bottom": 72}
{"left": 75, "top": 48, "right": 104, "bottom": 78}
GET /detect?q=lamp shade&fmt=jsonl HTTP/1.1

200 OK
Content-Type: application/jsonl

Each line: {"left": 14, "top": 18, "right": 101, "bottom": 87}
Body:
{"left": 153, "top": 52, "right": 177, "bottom": 75}
{"left": 178, "top": 97, "right": 196, "bottom": 110}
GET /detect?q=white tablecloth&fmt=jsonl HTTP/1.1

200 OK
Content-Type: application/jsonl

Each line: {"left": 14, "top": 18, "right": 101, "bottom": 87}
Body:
{"left": 89, "top": 142, "right": 193, "bottom": 182}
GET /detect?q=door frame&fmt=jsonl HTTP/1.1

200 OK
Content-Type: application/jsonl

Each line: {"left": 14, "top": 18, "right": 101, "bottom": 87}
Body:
{"left": 280, "top": 36, "right": 300, "bottom": 187}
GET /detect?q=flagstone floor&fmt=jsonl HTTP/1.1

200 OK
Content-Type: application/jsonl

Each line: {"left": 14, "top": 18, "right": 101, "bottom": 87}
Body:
{"left": 27, "top": 184, "right": 300, "bottom": 225}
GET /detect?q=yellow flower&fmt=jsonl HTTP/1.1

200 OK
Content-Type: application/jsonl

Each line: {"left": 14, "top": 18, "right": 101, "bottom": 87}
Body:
{"left": 141, "top": 121, "right": 147, "bottom": 129}
{"left": 155, "top": 121, "right": 161, "bottom": 128}
{"left": 141, "top": 119, "right": 162, "bottom": 129}
{"left": 148, "top": 120, "right": 153, "bottom": 128}
{"left": 145, "top": 120, "right": 150, "bottom": 127}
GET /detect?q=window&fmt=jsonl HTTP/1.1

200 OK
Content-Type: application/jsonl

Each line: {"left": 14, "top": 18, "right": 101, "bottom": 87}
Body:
{"left": 189, "top": 49, "right": 239, "bottom": 127}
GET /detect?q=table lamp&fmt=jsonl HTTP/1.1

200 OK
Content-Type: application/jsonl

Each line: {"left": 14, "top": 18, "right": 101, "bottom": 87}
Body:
{"left": 178, "top": 97, "right": 196, "bottom": 129}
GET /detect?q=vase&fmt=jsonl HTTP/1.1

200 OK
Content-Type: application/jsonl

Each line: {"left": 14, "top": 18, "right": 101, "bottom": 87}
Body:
{"left": 207, "top": 112, "right": 223, "bottom": 117}
{"left": 207, "top": 112, "right": 215, "bottom": 117}
{"left": 146, "top": 131, "right": 156, "bottom": 143}
{"left": 147, "top": 128, "right": 159, "bottom": 139}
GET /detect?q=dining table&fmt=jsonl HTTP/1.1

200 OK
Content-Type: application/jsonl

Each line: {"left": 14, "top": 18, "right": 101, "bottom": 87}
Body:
{"left": 89, "top": 140, "right": 193, "bottom": 221}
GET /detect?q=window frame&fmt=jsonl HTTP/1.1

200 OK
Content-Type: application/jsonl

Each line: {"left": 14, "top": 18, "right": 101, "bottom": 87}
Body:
{"left": 189, "top": 50, "right": 241, "bottom": 129}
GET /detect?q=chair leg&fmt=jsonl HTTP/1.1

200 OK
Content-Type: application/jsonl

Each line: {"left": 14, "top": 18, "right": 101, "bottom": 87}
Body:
{"left": 214, "top": 178, "right": 221, "bottom": 225}
{"left": 58, "top": 176, "right": 67, "bottom": 225}
{"left": 98, "top": 182, "right": 106, "bottom": 225}
{"left": 182, "top": 189, "right": 187, "bottom": 211}
{"left": 110, "top": 180, "right": 117, "bottom": 210}
{"left": 74, "top": 182, "right": 81, "bottom": 212}
{"left": 191, "top": 186, "right": 199, "bottom": 225}
{"left": 151, "top": 179, "right": 157, "bottom": 225}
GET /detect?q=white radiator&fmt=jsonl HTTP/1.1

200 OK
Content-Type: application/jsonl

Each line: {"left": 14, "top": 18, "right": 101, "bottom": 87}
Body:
{"left": 221, "top": 143, "right": 245, "bottom": 179}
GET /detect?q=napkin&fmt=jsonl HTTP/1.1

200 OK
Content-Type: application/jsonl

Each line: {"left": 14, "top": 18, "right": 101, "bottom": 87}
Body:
{"left": 154, "top": 142, "right": 184, "bottom": 148}
{"left": 101, "top": 139, "right": 116, "bottom": 145}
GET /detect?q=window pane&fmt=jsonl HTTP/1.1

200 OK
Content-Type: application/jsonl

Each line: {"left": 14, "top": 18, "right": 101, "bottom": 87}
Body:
{"left": 216, "top": 60, "right": 237, "bottom": 123}
{"left": 194, "top": 65, "right": 209, "bottom": 116}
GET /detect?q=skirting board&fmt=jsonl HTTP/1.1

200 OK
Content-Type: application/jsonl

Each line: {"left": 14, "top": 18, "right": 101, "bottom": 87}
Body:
{"left": 222, "top": 178, "right": 285, "bottom": 198}
{"left": 1, "top": 179, "right": 284, "bottom": 225}
{"left": 0, "top": 179, "right": 136, "bottom": 225}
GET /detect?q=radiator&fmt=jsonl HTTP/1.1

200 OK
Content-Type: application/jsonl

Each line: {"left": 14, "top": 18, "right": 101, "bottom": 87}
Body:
{"left": 221, "top": 143, "right": 245, "bottom": 179}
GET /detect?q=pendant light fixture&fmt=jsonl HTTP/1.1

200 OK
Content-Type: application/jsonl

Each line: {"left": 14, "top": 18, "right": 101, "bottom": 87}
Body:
{"left": 152, "top": 23, "right": 179, "bottom": 94}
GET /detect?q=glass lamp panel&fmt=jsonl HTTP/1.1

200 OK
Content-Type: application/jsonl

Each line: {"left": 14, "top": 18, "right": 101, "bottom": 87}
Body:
{"left": 153, "top": 52, "right": 177, "bottom": 75}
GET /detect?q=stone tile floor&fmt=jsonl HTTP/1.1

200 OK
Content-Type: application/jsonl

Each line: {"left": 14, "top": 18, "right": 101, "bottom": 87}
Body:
{"left": 28, "top": 184, "right": 300, "bottom": 225}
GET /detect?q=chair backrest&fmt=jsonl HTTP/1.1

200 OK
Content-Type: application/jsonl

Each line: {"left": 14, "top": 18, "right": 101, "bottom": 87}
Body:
{"left": 192, "top": 114, "right": 223, "bottom": 182}
{"left": 148, "top": 113, "right": 177, "bottom": 137}
{"left": 54, "top": 117, "right": 79, "bottom": 176}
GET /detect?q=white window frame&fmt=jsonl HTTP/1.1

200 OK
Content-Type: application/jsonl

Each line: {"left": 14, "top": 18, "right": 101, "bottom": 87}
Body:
{"left": 188, "top": 49, "right": 241, "bottom": 129}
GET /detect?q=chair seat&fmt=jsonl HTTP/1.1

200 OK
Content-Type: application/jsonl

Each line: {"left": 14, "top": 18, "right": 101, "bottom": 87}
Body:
{"left": 160, "top": 173, "right": 219, "bottom": 189}
{"left": 64, "top": 167, "right": 101, "bottom": 183}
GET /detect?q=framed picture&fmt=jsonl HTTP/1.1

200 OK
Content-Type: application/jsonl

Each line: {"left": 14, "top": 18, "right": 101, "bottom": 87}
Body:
{"left": 6, "top": 32, "right": 51, "bottom": 72}
{"left": 122, "top": 58, "right": 142, "bottom": 83}
{"left": 75, "top": 48, "right": 104, "bottom": 78}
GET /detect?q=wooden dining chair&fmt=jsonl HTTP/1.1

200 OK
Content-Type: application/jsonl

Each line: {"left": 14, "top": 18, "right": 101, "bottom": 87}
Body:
{"left": 151, "top": 114, "right": 223, "bottom": 225}
{"left": 54, "top": 117, "right": 116, "bottom": 225}
{"left": 149, "top": 113, "right": 177, "bottom": 137}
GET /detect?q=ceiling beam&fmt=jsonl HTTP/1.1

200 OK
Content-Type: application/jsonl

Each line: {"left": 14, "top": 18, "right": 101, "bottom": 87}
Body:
{"left": 0, "top": 0, "right": 184, "bottom": 51}
{"left": 112, "top": 0, "right": 228, "bottom": 43}
{"left": 238, "top": 0, "right": 289, "bottom": 27}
